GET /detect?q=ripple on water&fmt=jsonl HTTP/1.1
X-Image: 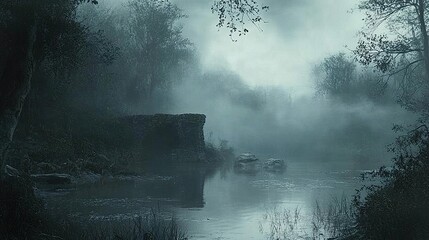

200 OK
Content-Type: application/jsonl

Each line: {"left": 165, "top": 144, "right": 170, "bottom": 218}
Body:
{"left": 250, "top": 179, "right": 297, "bottom": 191}
{"left": 89, "top": 213, "right": 137, "bottom": 221}
{"left": 305, "top": 182, "right": 335, "bottom": 189}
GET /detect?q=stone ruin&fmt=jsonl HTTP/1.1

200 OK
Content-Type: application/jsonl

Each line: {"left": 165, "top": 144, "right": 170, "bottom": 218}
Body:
{"left": 119, "top": 114, "right": 206, "bottom": 162}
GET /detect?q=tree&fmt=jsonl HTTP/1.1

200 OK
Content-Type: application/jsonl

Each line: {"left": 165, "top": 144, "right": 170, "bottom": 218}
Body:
{"left": 0, "top": 0, "right": 97, "bottom": 177}
{"left": 351, "top": 1, "right": 429, "bottom": 238}
{"left": 129, "top": 0, "right": 192, "bottom": 98}
{"left": 354, "top": 0, "right": 429, "bottom": 110}
{"left": 314, "top": 52, "right": 390, "bottom": 103}
{"left": 315, "top": 53, "right": 356, "bottom": 98}
{"left": 355, "top": 0, "right": 427, "bottom": 74}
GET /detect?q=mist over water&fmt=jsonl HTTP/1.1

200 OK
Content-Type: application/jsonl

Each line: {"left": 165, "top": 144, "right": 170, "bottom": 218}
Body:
{"left": 2, "top": 0, "right": 426, "bottom": 239}
{"left": 140, "top": 67, "right": 411, "bottom": 170}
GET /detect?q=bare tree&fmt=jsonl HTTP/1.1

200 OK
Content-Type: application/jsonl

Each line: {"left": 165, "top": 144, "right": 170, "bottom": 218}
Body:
{"left": 355, "top": 0, "right": 429, "bottom": 110}
{"left": 355, "top": 0, "right": 429, "bottom": 78}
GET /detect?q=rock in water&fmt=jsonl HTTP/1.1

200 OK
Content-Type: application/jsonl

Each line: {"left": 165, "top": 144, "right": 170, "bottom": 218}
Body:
{"left": 234, "top": 153, "right": 259, "bottom": 174}
{"left": 263, "top": 158, "right": 286, "bottom": 172}
{"left": 236, "top": 153, "right": 258, "bottom": 163}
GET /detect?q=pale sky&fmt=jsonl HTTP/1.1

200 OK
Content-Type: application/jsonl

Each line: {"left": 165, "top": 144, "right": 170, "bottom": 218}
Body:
{"left": 175, "top": 0, "right": 364, "bottom": 96}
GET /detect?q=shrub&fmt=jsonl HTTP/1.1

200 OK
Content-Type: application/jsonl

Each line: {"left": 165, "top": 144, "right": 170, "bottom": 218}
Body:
{"left": 259, "top": 197, "right": 356, "bottom": 240}
{"left": 353, "top": 121, "right": 429, "bottom": 240}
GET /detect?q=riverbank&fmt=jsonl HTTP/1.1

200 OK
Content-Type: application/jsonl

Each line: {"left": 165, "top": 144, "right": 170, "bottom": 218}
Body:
{"left": 0, "top": 174, "right": 187, "bottom": 240}
{"left": 1, "top": 137, "right": 233, "bottom": 239}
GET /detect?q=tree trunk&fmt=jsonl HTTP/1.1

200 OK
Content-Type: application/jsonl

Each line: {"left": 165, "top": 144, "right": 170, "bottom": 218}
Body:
{"left": 0, "top": 23, "right": 37, "bottom": 177}
{"left": 417, "top": 0, "right": 429, "bottom": 79}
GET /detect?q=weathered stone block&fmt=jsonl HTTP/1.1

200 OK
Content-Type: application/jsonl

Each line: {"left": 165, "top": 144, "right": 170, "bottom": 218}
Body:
{"left": 120, "top": 114, "right": 206, "bottom": 162}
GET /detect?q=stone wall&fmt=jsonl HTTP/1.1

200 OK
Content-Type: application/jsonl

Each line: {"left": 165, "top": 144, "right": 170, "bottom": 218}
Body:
{"left": 120, "top": 114, "right": 206, "bottom": 162}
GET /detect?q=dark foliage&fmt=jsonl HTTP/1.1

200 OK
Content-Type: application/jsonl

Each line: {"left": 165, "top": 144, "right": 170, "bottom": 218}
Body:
{"left": 353, "top": 120, "right": 429, "bottom": 240}
{"left": 0, "top": 176, "right": 45, "bottom": 240}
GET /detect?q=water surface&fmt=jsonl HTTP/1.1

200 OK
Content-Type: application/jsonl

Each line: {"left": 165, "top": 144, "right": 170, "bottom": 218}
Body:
{"left": 40, "top": 162, "right": 367, "bottom": 239}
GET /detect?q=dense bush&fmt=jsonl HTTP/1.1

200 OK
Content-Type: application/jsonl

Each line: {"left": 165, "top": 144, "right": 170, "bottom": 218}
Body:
{"left": 353, "top": 121, "right": 429, "bottom": 240}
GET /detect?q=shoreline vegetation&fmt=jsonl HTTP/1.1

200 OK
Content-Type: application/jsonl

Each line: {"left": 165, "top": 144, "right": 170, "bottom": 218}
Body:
{"left": 259, "top": 118, "right": 429, "bottom": 240}
{"left": 3, "top": 128, "right": 428, "bottom": 240}
{"left": 1, "top": 116, "right": 428, "bottom": 240}
{"left": 259, "top": 196, "right": 356, "bottom": 240}
{"left": 1, "top": 111, "right": 428, "bottom": 239}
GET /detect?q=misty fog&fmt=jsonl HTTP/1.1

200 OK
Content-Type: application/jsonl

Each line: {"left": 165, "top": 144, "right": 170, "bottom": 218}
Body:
{"left": 127, "top": 1, "right": 415, "bottom": 171}
{"left": 1, "top": 0, "right": 428, "bottom": 239}
{"left": 76, "top": 0, "right": 412, "bottom": 170}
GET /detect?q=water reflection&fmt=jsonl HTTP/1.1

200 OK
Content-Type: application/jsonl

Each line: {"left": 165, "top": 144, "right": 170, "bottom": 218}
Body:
{"left": 39, "top": 162, "right": 365, "bottom": 239}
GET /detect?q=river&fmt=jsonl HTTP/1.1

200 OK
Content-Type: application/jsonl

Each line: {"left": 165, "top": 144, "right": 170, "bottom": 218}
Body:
{"left": 38, "top": 161, "right": 370, "bottom": 239}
